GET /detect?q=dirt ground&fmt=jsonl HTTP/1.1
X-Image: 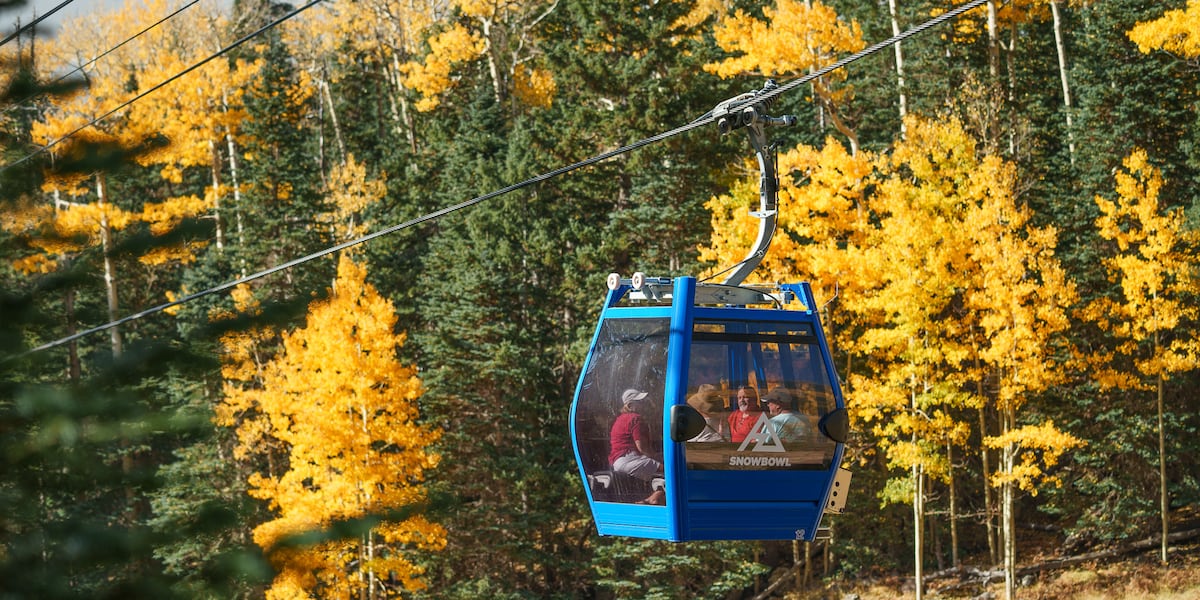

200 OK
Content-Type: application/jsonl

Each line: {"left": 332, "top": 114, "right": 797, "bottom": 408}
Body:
{"left": 791, "top": 536, "right": 1200, "bottom": 599}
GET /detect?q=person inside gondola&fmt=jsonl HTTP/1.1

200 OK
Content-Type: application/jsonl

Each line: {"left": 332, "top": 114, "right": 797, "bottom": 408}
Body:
{"left": 727, "top": 385, "right": 762, "bottom": 443}
{"left": 764, "top": 388, "right": 811, "bottom": 442}
{"left": 686, "top": 385, "right": 729, "bottom": 442}
{"left": 609, "top": 388, "right": 665, "bottom": 504}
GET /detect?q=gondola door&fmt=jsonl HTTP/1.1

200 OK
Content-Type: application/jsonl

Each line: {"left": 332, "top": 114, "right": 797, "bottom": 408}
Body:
{"left": 676, "top": 295, "right": 846, "bottom": 540}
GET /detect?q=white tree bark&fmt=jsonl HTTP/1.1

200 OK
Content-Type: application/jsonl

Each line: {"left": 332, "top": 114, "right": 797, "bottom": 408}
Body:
{"left": 889, "top": 0, "right": 907, "bottom": 137}
{"left": 1050, "top": 1, "right": 1076, "bottom": 164}
{"left": 96, "top": 173, "right": 122, "bottom": 358}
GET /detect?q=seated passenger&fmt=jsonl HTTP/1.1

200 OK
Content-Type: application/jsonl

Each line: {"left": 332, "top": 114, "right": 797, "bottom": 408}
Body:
{"left": 727, "top": 386, "right": 762, "bottom": 443}
{"left": 687, "top": 386, "right": 729, "bottom": 442}
{"left": 763, "top": 388, "right": 811, "bottom": 443}
{"left": 609, "top": 388, "right": 665, "bottom": 504}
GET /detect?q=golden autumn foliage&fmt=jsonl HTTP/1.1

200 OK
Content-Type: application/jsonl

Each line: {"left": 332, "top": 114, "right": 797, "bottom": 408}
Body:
{"left": 705, "top": 0, "right": 864, "bottom": 80}
{"left": 1128, "top": 0, "right": 1200, "bottom": 59}
{"left": 705, "top": 0, "right": 864, "bottom": 147}
{"left": 18, "top": 0, "right": 258, "bottom": 270}
{"left": 321, "top": 155, "right": 388, "bottom": 242}
{"left": 512, "top": 64, "right": 557, "bottom": 109}
{"left": 1082, "top": 149, "right": 1199, "bottom": 389}
{"left": 400, "top": 24, "right": 488, "bottom": 112}
{"left": 703, "top": 115, "right": 1081, "bottom": 500}
{"left": 985, "top": 421, "right": 1084, "bottom": 495}
{"left": 219, "top": 257, "right": 446, "bottom": 598}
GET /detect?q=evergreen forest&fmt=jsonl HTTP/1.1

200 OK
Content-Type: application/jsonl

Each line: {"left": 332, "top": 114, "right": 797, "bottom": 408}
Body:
{"left": 1, "top": 0, "right": 1198, "bottom": 598}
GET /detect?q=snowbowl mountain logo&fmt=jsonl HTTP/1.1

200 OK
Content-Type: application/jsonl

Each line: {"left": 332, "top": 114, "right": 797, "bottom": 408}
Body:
{"left": 730, "top": 413, "right": 791, "bottom": 467}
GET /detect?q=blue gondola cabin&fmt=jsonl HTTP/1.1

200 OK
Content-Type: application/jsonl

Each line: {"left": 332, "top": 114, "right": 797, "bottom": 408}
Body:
{"left": 570, "top": 275, "right": 851, "bottom": 541}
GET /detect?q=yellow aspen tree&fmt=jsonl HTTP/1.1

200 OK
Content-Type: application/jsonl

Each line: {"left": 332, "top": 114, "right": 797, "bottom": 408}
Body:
{"left": 960, "top": 128, "right": 1081, "bottom": 599}
{"left": 850, "top": 117, "right": 983, "bottom": 599}
{"left": 320, "top": 154, "right": 388, "bottom": 242}
{"left": 1128, "top": 0, "right": 1200, "bottom": 59}
{"left": 27, "top": 1, "right": 252, "bottom": 272}
{"left": 1081, "top": 149, "right": 1199, "bottom": 565}
{"left": 705, "top": 0, "right": 865, "bottom": 152}
{"left": 226, "top": 255, "right": 446, "bottom": 599}
{"left": 285, "top": 0, "right": 440, "bottom": 148}
{"left": 106, "top": 0, "right": 261, "bottom": 256}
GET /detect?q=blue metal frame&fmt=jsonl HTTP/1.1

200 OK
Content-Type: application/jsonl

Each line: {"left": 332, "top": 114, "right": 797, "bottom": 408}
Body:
{"left": 571, "top": 277, "right": 846, "bottom": 541}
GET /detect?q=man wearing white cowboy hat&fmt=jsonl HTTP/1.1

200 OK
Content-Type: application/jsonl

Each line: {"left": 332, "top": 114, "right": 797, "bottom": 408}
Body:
{"left": 608, "top": 388, "right": 664, "bottom": 503}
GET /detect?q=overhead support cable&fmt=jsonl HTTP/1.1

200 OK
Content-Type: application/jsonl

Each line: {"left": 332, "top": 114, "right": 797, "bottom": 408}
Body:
{"left": 0, "top": 0, "right": 323, "bottom": 175}
{"left": 11, "top": 0, "right": 202, "bottom": 107}
{"left": 0, "top": 0, "right": 76, "bottom": 48}
{"left": 15, "top": 0, "right": 990, "bottom": 357}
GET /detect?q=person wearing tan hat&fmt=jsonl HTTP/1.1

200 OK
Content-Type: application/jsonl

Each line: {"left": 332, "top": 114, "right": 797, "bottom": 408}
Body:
{"left": 608, "top": 389, "right": 664, "bottom": 504}
{"left": 763, "top": 388, "right": 811, "bottom": 443}
{"left": 686, "top": 385, "right": 729, "bottom": 442}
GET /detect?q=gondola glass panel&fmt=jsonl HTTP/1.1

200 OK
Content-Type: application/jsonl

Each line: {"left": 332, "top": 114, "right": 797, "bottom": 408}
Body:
{"left": 684, "top": 320, "right": 838, "bottom": 472}
{"left": 573, "top": 317, "right": 668, "bottom": 504}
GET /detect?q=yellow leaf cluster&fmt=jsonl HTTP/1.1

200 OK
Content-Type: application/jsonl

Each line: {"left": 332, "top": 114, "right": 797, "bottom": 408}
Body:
{"left": 985, "top": 421, "right": 1085, "bottom": 494}
{"left": 21, "top": 0, "right": 257, "bottom": 272}
{"left": 513, "top": 64, "right": 557, "bottom": 109}
{"left": 321, "top": 155, "right": 387, "bottom": 242}
{"left": 1128, "top": 0, "right": 1200, "bottom": 58}
{"left": 401, "top": 24, "right": 487, "bottom": 112}
{"left": 705, "top": 115, "right": 1080, "bottom": 492}
{"left": 705, "top": 0, "right": 864, "bottom": 80}
{"left": 1084, "top": 149, "right": 1199, "bottom": 384}
{"left": 219, "top": 256, "right": 445, "bottom": 597}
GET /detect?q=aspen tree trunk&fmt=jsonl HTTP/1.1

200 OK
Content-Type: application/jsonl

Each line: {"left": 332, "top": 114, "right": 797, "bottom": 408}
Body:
{"left": 888, "top": 0, "right": 907, "bottom": 136}
{"left": 223, "top": 125, "right": 246, "bottom": 273}
{"left": 320, "top": 76, "right": 347, "bottom": 162}
{"left": 1007, "top": 24, "right": 1018, "bottom": 157}
{"left": 1157, "top": 325, "right": 1168, "bottom": 564}
{"left": 913, "top": 461, "right": 924, "bottom": 600}
{"left": 1049, "top": 0, "right": 1076, "bottom": 164}
{"left": 986, "top": 1, "right": 1000, "bottom": 80}
{"left": 479, "top": 17, "right": 505, "bottom": 105}
{"left": 804, "top": 541, "right": 812, "bottom": 586}
{"left": 96, "top": 173, "right": 123, "bottom": 357}
{"left": 792, "top": 540, "right": 802, "bottom": 593}
{"left": 948, "top": 441, "right": 960, "bottom": 567}
{"left": 977, "top": 356, "right": 997, "bottom": 564}
{"left": 387, "top": 55, "right": 417, "bottom": 152}
{"left": 1001, "top": 407, "right": 1016, "bottom": 600}
{"left": 64, "top": 288, "right": 81, "bottom": 381}
{"left": 209, "top": 139, "right": 225, "bottom": 251}
{"left": 99, "top": 173, "right": 138, "bottom": 524}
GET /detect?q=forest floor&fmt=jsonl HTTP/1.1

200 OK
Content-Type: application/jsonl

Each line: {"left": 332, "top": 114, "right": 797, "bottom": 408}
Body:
{"left": 791, "top": 509, "right": 1200, "bottom": 600}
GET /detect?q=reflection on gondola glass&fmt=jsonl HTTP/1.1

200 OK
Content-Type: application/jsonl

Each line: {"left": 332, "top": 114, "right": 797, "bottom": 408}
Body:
{"left": 684, "top": 320, "right": 837, "bottom": 471}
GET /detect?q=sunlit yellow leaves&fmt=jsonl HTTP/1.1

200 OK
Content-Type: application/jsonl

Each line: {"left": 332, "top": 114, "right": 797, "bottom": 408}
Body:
{"left": 3, "top": 195, "right": 143, "bottom": 272}
{"left": 705, "top": 0, "right": 864, "bottom": 80}
{"left": 401, "top": 24, "right": 487, "bottom": 111}
{"left": 220, "top": 256, "right": 445, "bottom": 598}
{"left": 1128, "top": 0, "right": 1200, "bottom": 58}
{"left": 1085, "top": 149, "right": 1199, "bottom": 387}
{"left": 698, "top": 136, "right": 873, "bottom": 307}
{"left": 321, "top": 155, "right": 387, "bottom": 242}
{"left": 705, "top": 114, "right": 1080, "bottom": 500}
{"left": 513, "top": 64, "right": 557, "bottom": 109}
{"left": 985, "top": 422, "right": 1085, "bottom": 494}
